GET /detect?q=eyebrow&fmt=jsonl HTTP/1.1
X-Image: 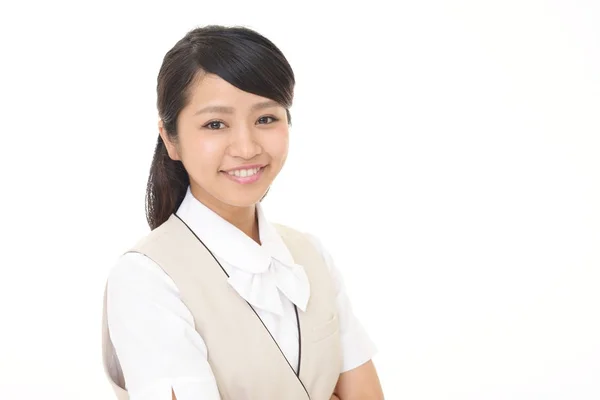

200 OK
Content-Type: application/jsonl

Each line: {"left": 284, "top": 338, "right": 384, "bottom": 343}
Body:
{"left": 193, "top": 100, "right": 280, "bottom": 116}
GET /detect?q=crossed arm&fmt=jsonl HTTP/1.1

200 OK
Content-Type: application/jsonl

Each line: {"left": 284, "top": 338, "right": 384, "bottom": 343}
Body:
{"left": 331, "top": 360, "right": 384, "bottom": 400}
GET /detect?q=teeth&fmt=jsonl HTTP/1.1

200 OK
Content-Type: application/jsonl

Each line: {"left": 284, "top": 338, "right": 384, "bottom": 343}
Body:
{"left": 228, "top": 167, "right": 261, "bottom": 178}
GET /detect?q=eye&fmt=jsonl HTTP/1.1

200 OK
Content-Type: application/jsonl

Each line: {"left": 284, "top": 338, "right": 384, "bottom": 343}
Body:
{"left": 257, "top": 116, "right": 279, "bottom": 125}
{"left": 203, "top": 120, "right": 226, "bottom": 130}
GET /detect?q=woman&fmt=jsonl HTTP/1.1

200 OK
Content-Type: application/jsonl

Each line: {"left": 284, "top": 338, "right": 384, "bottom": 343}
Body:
{"left": 101, "top": 25, "right": 384, "bottom": 400}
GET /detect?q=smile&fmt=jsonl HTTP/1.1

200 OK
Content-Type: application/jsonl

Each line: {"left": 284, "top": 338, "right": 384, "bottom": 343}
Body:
{"left": 221, "top": 166, "right": 266, "bottom": 184}
{"left": 226, "top": 167, "right": 261, "bottom": 178}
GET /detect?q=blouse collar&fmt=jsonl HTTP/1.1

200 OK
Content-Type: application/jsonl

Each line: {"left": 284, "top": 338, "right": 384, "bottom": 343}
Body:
{"left": 175, "top": 186, "right": 310, "bottom": 315}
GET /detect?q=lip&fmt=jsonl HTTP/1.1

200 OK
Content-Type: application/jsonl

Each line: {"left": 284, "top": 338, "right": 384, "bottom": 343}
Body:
{"left": 220, "top": 165, "right": 266, "bottom": 185}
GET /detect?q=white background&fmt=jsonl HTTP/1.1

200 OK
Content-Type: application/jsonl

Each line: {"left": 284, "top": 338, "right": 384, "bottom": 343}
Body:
{"left": 1, "top": 0, "right": 599, "bottom": 399}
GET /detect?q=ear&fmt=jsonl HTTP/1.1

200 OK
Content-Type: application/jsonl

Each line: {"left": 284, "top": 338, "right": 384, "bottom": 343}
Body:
{"left": 158, "top": 119, "right": 181, "bottom": 161}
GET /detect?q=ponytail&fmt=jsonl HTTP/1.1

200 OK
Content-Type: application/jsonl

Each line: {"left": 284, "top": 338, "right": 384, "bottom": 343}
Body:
{"left": 145, "top": 135, "right": 189, "bottom": 230}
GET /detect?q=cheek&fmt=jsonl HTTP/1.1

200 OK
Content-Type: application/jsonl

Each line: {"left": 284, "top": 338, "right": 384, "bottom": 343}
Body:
{"left": 179, "top": 133, "right": 225, "bottom": 172}
{"left": 264, "top": 129, "right": 289, "bottom": 162}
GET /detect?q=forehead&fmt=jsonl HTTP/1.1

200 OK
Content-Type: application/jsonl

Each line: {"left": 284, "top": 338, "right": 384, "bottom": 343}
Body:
{"left": 187, "top": 73, "right": 272, "bottom": 107}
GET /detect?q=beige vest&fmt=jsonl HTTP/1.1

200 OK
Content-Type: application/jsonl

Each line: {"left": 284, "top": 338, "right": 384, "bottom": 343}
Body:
{"left": 102, "top": 214, "right": 342, "bottom": 399}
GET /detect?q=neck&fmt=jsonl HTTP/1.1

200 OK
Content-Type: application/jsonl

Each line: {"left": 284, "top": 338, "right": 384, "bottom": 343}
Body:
{"left": 190, "top": 185, "right": 261, "bottom": 244}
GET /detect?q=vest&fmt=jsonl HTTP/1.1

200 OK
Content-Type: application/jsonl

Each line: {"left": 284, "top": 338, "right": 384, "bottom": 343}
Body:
{"left": 101, "top": 214, "right": 342, "bottom": 399}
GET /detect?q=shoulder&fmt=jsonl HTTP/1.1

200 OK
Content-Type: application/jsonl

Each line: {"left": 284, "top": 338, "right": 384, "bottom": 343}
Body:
{"left": 272, "top": 224, "right": 330, "bottom": 260}
{"left": 107, "top": 251, "right": 180, "bottom": 305}
{"left": 272, "top": 224, "right": 341, "bottom": 284}
{"left": 271, "top": 223, "right": 325, "bottom": 252}
{"left": 126, "top": 215, "right": 182, "bottom": 254}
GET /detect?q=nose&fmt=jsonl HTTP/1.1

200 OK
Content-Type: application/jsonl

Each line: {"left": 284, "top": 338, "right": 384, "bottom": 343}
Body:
{"left": 228, "top": 124, "right": 262, "bottom": 160}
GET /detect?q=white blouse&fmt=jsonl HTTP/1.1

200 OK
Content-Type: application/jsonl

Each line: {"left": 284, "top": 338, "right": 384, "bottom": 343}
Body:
{"left": 106, "top": 187, "right": 377, "bottom": 400}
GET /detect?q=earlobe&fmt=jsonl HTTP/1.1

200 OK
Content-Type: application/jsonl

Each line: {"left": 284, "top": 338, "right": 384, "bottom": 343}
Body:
{"left": 158, "top": 119, "right": 181, "bottom": 161}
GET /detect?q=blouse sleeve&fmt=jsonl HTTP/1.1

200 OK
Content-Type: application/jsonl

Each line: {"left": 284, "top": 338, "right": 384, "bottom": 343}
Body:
{"left": 305, "top": 234, "right": 378, "bottom": 373}
{"left": 106, "top": 252, "right": 221, "bottom": 400}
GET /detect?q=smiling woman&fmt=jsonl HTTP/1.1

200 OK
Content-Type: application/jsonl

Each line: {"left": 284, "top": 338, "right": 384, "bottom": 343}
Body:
{"left": 101, "top": 25, "right": 384, "bottom": 400}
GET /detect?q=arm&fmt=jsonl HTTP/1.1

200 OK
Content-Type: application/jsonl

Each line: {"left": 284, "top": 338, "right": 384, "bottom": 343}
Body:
{"left": 107, "top": 252, "right": 221, "bottom": 400}
{"left": 333, "top": 360, "right": 384, "bottom": 400}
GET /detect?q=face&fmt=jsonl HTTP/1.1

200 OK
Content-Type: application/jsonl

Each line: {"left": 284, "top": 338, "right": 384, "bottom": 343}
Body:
{"left": 159, "top": 73, "right": 289, "bottom": 214}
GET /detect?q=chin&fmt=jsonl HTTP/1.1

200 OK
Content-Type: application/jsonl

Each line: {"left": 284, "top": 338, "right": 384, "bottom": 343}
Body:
{"left": 219, "top": 190, "right": 268, "bottom": 208}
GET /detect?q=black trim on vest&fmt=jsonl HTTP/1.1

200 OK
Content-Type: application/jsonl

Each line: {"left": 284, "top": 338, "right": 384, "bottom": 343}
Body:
{"left": 173, "top": 213, "right": 311, "bottom": 399}
{"left": 294, "top": 305, "right": 302, "bottom": 377}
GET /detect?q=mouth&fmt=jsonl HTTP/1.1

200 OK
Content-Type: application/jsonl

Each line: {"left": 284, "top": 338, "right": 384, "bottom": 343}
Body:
{"left": 220, "top": 165, "right": 267, "bottom": 184}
